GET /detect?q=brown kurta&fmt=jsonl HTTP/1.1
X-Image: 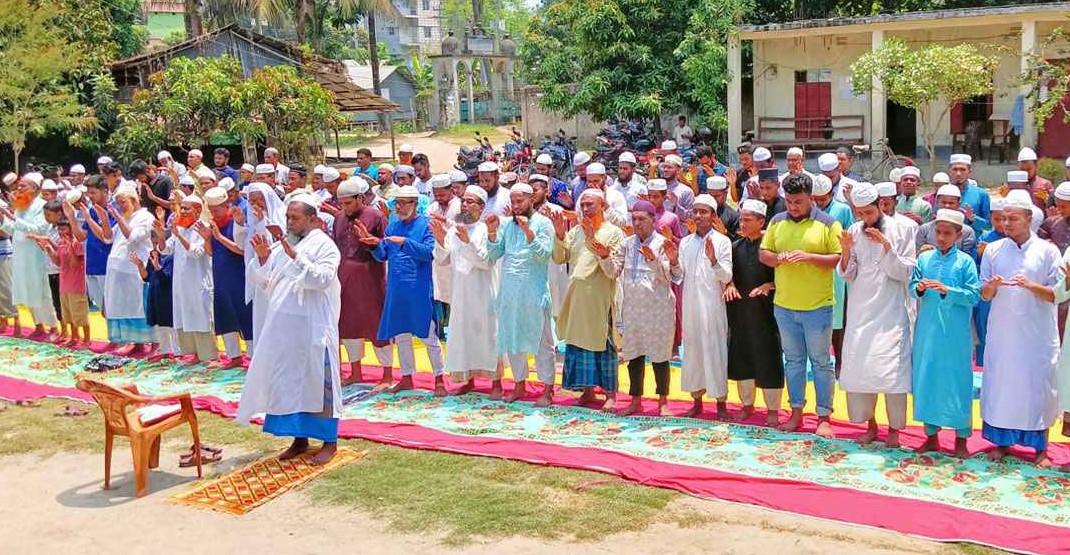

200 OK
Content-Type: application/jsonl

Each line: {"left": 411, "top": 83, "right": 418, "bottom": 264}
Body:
{"left": 334, "top": 206, "right": 387, "bottom": 339}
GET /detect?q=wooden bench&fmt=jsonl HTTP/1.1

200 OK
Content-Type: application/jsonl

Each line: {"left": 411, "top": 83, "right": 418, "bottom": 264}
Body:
{"left": 755, "top": 116, "right": 865, "bottom": 155}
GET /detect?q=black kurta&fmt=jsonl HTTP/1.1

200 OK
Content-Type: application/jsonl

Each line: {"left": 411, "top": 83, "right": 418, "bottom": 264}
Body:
{"left": 726, "top": 237, "right": 784, "bottom": 388}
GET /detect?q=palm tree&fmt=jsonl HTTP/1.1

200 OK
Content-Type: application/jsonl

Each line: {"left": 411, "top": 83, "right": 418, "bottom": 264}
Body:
{"left": 337, "top": 0, "right": 397, "bottom": 103}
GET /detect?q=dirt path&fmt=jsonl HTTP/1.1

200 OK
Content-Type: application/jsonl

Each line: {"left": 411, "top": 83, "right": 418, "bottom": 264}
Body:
{"left": 0, "top": 450, "right": 951, "bottom": 555}
{"left": 336, "top": 131, "right": 468, "bottom": 170}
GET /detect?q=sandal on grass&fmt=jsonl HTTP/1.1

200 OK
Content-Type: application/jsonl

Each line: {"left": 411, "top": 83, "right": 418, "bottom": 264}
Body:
{"left": 55, "top": 404, "right": 89, "bottom": 417}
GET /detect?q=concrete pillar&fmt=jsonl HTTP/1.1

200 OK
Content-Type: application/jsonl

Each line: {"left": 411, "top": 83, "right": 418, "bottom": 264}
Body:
{"left": 727, "top": 32, "right": 742, "bottom": 164}
{"left": 450, "top": 60, "right": 461, "bottom": 127}
{"left": 489, "top": 63, "right": 501, "bottom": 124}
{"left": 870, "top": 29, "right": 887, "bottom": 150}
{"left": 466, "top": 61, "right": 476, "bottom": 124}
{"left": 1020, "top": 19, "right": 1037, "bottom": 148}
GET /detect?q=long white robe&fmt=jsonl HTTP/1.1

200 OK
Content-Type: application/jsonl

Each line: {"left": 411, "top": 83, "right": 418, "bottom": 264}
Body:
{"left": 980, "top": 234, "right": 1062, "bottom": 431}
{"left": 435, "top": 221, "right": 498, "bottom": 377}
{"left": 838, "top": 218, "right": 916, "bottom": 394}
{"left": 170, "top": 227, "right": 214, "bottom": 333}
{"left": 538, "top": 202, "right": 569, "bottom": 318}
{"left": 0, "top": 198, "right": 52, "bottom": 308}
{"left": 237, "top": 228, "right": 342, "bottom": 424}
{"left": 429, "top": 197, "right": 461, "bottom": 303}
{"left": 243, "top": 183, "right": 285, "bottom": 345}
{"left": 619, "top": 233, "right": 678, "bottom": 363}
{"left": 679, "top": 229, "right": 733, "bottom": 396}
{"left": 103, "top": 209, "right": 154, "bottom": 319}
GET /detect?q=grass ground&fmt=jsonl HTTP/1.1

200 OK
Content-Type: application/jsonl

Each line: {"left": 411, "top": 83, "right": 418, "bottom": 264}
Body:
{"left": 0, "top": 399, "right": 1011, "bottom": 553}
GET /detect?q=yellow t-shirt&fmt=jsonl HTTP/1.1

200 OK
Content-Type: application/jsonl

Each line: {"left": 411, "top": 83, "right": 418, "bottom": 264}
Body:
{"left": 760, "top": 207, "right": 842, "bottom": 311}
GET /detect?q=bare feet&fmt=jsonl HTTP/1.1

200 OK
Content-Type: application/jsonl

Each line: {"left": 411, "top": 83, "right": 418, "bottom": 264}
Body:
{"left": 1035, "top": 451, "right": 1053, "bottom": 468}
{"left": 657, "top": 400, "right": 669, "bottom": 417}
{"left": 733, "top": 405, "right": 754, "bottom": 421}
{"left": 618, "top": 399, "right": 642, "bottom": 417}
{"left": 916, "top": 435, "right": 940, "bottom": 454}
{"left": 534, "top": 386, "right": 553, "bottom": 407}
{"left": 602, "top": 396, "right": 617, "bottom": 412}
{"left": 885, "top": 428, "right": 901, "bottom": 448}
{"left": 856, "top": 421, "right": 878, "bottom": 445}
{"left": 778, "top": 409, "right": 803, "bottom": 432}
{"left": 577, "top": 388, "right": 597, "bottom": 406}
{"left": 433, "top": 377, "right": 448, "bottom": 397}
{"left": 389, "top": 376, "right": 414, "bottom": 394}
{"left": 765, "top": 410, "right": 779, "bottom": 427}
{"left": 310, "top": 442, "right": 337, "bottom": 466}
{"left": 489, "top": 380, "right": 503, "bottom": 401}
{"left": 505, "top": 381, "right": 527, "bottom": 403}
{"left": 986, "top": 447, "right": 1007, "bottom": 462}
{"left": 278, "top": 438, "right": 310, "bottom": 460}
{"left": 954, "top": 438, "right": 970, "bottom": 459}
{"left": 815, "top": 418, "right": 834, "bottom": 438}
{"left": 114, "top": 343, "right": 137, "bottom": 356}
{"left": 340, "top": 366, "right": 364, "bottom": 387}
{"left": 452, "top": 379, "right": 475, "bottom": 396}
{"left": 373, "top": 378, "right": 393, "bottom": 392}
{"left": 681, "top": 400, "right": 703, "bottom": 418}
{"left": 715, "top": 401, "right": 730, "bottom": 420}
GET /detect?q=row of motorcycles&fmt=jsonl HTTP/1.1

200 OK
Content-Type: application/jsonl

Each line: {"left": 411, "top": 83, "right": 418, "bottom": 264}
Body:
{"left": 453, "top": 120, "right": 715, "bottom": 183}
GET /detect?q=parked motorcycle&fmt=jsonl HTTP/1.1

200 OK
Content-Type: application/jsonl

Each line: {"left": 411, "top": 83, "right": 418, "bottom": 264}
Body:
{"left": 537, "top": 129, "right": 578, "bottom": 181}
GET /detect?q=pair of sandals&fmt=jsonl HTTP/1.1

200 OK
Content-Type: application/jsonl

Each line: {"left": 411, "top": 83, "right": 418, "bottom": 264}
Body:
{"left": 180, "top": 444, "right": 223, "bottom": 467}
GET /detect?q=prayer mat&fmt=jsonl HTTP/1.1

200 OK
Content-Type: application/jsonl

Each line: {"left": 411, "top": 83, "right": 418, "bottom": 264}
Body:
{"left": 4, "top": 333, "right": 1070, "bottom": 554}
{"left": 170, "top": 448, "right": 364, "bottom": 515}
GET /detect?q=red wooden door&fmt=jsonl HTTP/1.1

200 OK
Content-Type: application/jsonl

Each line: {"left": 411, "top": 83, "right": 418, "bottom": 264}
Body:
{"left": 1039, "top": 65, "right": 1070, "bottom": 159}
{"left": 795, "top": 82, "right": 831, "bottom": 139}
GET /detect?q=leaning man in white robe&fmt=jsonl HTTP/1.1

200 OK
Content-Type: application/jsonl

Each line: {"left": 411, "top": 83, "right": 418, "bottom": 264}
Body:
{"left": 837, "top": 182, "right": 916, "bottom": 448}
{"left": 236, "top": 193, "right": 343, "bottom": 465}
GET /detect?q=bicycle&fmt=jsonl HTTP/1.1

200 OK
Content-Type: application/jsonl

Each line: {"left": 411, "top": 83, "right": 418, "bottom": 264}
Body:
{"left": 853, "top": 138, "right": 914, "bottom": 182}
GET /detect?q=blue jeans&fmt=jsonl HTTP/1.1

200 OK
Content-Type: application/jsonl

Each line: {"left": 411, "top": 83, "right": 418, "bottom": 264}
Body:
{"left": 773, "top": 305, "right": 835, "bottom": 417}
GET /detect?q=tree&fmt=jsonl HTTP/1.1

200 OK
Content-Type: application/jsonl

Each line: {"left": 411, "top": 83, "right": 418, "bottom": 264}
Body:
{"left": 850, "top": 38, "right": 998, "bottom": 172}
{"left": 676, "top": 0, "right": 752, "bottom": 129}
{"left": 337, "top": 0, "right": 397, "bottom": 130}
{"left": 397, "top": 54, "right": 435, "bottom": 128}
{"left": 1020, "top": 28, "right": 1070, "bottom": 133}
{"left": 0, "top": 0, "right": 95, "bottom": 169}
{"left": 241, "top": 65, "right": 344, "bottom": 159}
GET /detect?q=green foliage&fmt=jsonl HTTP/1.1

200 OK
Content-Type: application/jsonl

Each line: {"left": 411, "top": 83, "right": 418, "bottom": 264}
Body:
{"left": 1021, "top": 28, "right": 1070, "bottom": 131}
{"left": 53, "top": 0, "right": 148, "bottom": 75}
{"left": 0, "top": 0, "right": 96, "bottom": 169}
{"left": 108, "top": 56, "right": 342, "bottom": 164}
{"left": 850, "top": 37, "right": 997, "bottom": 163}
{"left": 397, "top": 54, "right": 435, "bottom": 128}
{"left": 164, "top": 30, "right": 189, "bottom": 46}
{"left": 676, "top": 0, "right": 752, "bottom": 129}
{"left": 441, "top": 0, "right": 532, "bottom": 37}
{"left": 1038, "top": 158, "right": 1066, "bottom": 185}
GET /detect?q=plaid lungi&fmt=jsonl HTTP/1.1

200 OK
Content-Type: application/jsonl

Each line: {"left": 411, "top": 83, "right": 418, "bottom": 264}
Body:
{"left": 562, "top": 338, "right": 618, "bottom": 392}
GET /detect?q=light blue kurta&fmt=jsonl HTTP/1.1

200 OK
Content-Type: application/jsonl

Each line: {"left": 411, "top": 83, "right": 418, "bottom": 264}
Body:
{"left": 486, "top": 212, "right": 554, "bottom": 354}
{"left": 960, "top": 182, "right": 991, "bottom": 235}
{"left": 820, "top": 200, "right": 854, "bottom": 329}
{"left": 0, "top": 198, "right": 52, "bottom": 307}
{"left": 910, "top": 246, "right": 981, "bottom": 430}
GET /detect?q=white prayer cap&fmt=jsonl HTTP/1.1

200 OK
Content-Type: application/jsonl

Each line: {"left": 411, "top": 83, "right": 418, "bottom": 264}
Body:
{"left": 693, "top": 193, "right": 718, "bottom": 211}
{"left": 499, "top": 172, "right": 519, "bottom": 186}
{"left": 69, "top": 164, "right": 86, "bottom": 175}
{"left": 398, "top": 143, "right": 414, "bottom": 153}
{"left": 96, "top": 156, "right": 112, "bottom": 165}
{"left": 179, "top": 174, "right": 196, "bottom": 187}
{"left": 379, "top": 163, "right": 394, "bottom": 173}
{"left": 312, "top": 164, "right": 327, "bottom": 175}
{"left": 817, "top": 153, "right": 838, "bottom": 172}
{"left": 660, "top": 140, "right": 677, "bottom": 151}
{"left": 573, "top": 151, "right": 591, "bottom": 166}
{"left": 586, "top": 162, "right": 607, "bottom": 176}
{"left": 464, "top": 185, "right": 488, "bottom": 204}
{"left": 740, "top": 199, "right": 767, "bottom": 217}
{"left": 1018, "top": 147, "right": 1038, "bottom": 162}
{"left": 204, "top": 187, "right": 228, "bottom": 207}
{"left": 115, "top": 184, "right": 139, "bottom": 200}
{"left": 195, "top": 166, "right": 216, "bottom": 181}
{"left": 990, "top": 196, "right": 1006, "bottom": 212}
{"left": 811, "top": 174, "right": 833, "bottom": 196}
{"left": 1005, "top": 189, "right": 1034, "bottom": 211}
{"left": 394, "top": 164, "right": 416, "bottom": 176}
{"left": 64, "top": 189, "right": 82, "bottom": 204}
{"left": 2, "top": 172, "right": 17, "bottom": 187}
{"left": 888, "top": 167, "right": 903, "bottom": 183}
{"left": 936, "top": 184, "right": 962, "bottom": 198}
{"left": 23, "top": 172, "right": 43, "bottom": 187}
{"left": 449, "top": 169, "right": 468, "bottom": 183}
{"left": 527, "top": 173, "right": 549, "bottom": 184}
{"left": 875, "top": 181, "right": 898, "bottom": 198}
{"left": 240, "top": 163, "right": 255, "bottom": 173}
{"left": 577, "top": 188, "right": 605, "bottom": 204}
{"left": 218, "top": 177, "right": 236, "bottom": 191}
{"left": 157, "top": 150, "right": 172, "bottom": 161}
{"left": 254, "top": 163, "right": 274, "bottom": 175}
{"left": 535, "top": 153, "right": 554, "bottom": 165}
{"left": 933, "top": 171, "right": 951, "bottom": 184}
{"left": 753, "top": 147, "right": 772, "bottom": 163}
{"left": 41, "top": 179, "right": 59, "bottom": 191}
{"left": 1056, "top": 182, "right": 1070, "bottom": 202}
{"left": 949, "top": 153, "right": 972, "bottom": 166}
{"left": 706, "top": 175, "right": 729, "bottom": 191}
{"left": 511, "top": 182, "right": 534, "bottom": 195}
{"left": 429, "top": 173, "right": 452, "bottom": 189}
{"left": 899, "top": 165, "right": 921, "bottom": 179}
{"left": 663, "top": 154, "right": 683, "bottom": 167}
{"left": 647, "top": 178, "right": 668, "bottom": 192}
{"left": 786, "top": 146, "right": 804, "bottom": 157}
{"left": 287, "top": 192, "right": 320, "bottom": 210}
{"left": 477, "top": 161, "right": 499, "bottom": 173}
{"left": 394, "top": 185, "right": 420, "bottom": 199}
{"left": 618, "top": 151, "right": 637, "bottom": 165}
{"left": 188, "top": 149, "right": 203, "bottom": 158}
{"left": 935, "top": 208, "right": 965, "bottom": 228}
{"left": 851, "top": 182, "right": 879, "bottom": 206}
{"left": 337, "top": 178, "right": 369, "bottom": 198}
{"left": 321, "top": 167, "right": 341, "bottom": 183}
{"left": 182, "top": 194, "right": 204, "bottom": 206}
{"left": 1006, "top": 170, "right": 1029, "bottom": 183}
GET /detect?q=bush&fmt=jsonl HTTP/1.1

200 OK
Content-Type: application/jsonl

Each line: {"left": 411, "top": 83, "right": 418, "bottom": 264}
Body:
{"left": 1038, "top": 157, "right": 1066, "bottom": 184}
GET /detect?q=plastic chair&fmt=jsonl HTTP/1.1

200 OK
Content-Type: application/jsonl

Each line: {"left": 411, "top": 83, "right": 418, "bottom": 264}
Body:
{"left": 75, "top": 379, "right": 202, "bottom": 497}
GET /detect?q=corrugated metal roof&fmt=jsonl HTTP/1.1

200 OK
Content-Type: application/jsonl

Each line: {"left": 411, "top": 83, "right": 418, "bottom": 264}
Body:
{"left": 342, "top": 61, "right": 399, "bottom": 90}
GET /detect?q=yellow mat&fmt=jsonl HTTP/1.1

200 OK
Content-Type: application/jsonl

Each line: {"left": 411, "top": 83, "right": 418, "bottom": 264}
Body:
{"left": 170, "top": 448, "right": 364, "bottom": 515}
